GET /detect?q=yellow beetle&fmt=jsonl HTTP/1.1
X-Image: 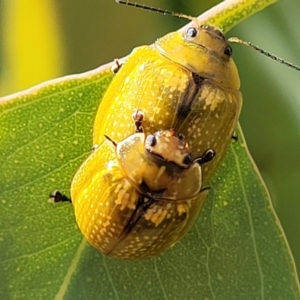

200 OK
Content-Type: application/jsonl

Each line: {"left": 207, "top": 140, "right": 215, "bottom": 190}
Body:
{"left": 71, "top": 113, "right": 214, "bottom": 258}
{"left": 93, "top": 23, "right": 242, "bottom": 184}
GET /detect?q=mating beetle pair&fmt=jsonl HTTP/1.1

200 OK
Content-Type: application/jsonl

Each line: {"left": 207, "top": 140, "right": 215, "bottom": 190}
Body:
{"left": 71, "top": 111, "right": 214, "bottom": 259}
{"left": 54, "top": 1, "right": 300, "bottom": 259}
{"left": 68, "top": 20, "right": 241, "bottom": 259}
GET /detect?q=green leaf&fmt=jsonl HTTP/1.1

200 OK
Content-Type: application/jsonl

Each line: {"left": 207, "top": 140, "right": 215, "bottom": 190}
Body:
{"left": 194, "top": 0, "right": 278, "bottom": 33}
{"left": 1, "top": 0, "right": 299, "bottom": 299}
{"left": 0, "top": 69, "right": 113, "bottom": 299}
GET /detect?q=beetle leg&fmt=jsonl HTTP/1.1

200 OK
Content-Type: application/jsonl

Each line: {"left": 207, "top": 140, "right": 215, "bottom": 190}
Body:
{"left": 231, "top": 132, "right": 238, "bottom": 142}
{"left": 194, "top": 149, "right": 215, "bottom": 165}
{"left": 200, "top": 186, "right": 211, "bottom": 192}
{"left": 110, "top": 58, "right": 127, "bottom": 74}
{"left": 92, "top": 144, "right": 99, "bottom": 151}
{"left": 197, "top": 186, "right": 211, "bottom": 200}
{"left": 132, "top": 109, "right": 144, "bottom": 132}
{"left": 49, "top": 190, "right": 72, "bottom": 203}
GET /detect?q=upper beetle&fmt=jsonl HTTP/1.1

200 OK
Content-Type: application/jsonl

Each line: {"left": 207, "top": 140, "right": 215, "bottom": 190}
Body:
{"left": 93, "top": 21, "right": 242, "bottom": 184}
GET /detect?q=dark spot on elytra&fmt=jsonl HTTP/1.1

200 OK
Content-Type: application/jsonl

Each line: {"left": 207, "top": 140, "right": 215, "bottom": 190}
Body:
{"left": 177, "top": 105, "right": 191, "bottom": 119}
{"left": 192, "top": 73, "right": 204, "bottom": 86}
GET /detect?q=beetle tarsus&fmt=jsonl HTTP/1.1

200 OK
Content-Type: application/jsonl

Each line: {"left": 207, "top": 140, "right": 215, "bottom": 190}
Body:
{"left": 231, "top": 134, "right": 238, "bottom": 142}
{"left": 49, "top": 190, "right": 71, "bottom": 203}
{"left": 132, "top": 109, "right": 144, "bottom": 132}
{"left": 111, "top": 58, "right": 126, "bottom": 74}
{"left": 194, "top": 149, "right": 215, "bottom": 165}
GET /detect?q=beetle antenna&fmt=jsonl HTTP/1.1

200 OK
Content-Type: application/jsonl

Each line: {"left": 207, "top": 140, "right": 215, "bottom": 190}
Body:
{"left": 228, "top": 37, "right": 300, "bottom": 72}
{"left": 115, "top": 0, "right": 195, "bottom": 22}
{"left": 104, "top": 135, "right": 117, "bottom": 147}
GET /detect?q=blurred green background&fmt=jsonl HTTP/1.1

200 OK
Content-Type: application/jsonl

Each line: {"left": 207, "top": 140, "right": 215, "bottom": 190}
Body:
{"left": 1, "top": 0, "right": 299, "bottom": 278}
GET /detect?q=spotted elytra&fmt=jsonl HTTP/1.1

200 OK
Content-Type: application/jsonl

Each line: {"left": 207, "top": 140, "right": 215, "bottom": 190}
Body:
{"left": 70, "top": 112, "right": 214, "bottom": 258}
{"left": 93, "top": 5, "right": 241, "bottom": 185}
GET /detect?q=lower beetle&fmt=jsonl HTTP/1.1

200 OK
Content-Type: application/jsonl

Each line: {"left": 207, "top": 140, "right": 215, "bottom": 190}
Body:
{"left": 70, "top": 114, "right": 214, "bottom": 259}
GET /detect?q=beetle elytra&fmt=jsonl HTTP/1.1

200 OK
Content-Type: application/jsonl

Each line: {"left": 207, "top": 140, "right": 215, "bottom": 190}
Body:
{"left": 71, "top": 114, "right": 214, "bottom": 258}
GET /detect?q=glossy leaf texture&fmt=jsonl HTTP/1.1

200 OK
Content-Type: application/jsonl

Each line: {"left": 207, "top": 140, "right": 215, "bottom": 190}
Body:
{"left": 1, "top": 0, "right": 300, "bottom": 299}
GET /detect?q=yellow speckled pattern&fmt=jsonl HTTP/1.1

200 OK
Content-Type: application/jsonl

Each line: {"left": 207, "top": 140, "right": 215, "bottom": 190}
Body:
{"left": 71, "top": 135, "right": 209, "bottom": 259}
{"left": 93, "top": 25, "right": 242, "bottom": 184}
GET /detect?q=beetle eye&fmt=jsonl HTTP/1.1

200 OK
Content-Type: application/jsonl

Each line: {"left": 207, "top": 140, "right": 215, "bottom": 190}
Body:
{"left": 146, "top": 135, "right": 156, "bottom": 147}
{"left": 186, "top": 27, "right": 198, "bottom": 38}
{"left": 178, "top": 133, "right": 185, "bottom": 140}
{"left": 224, "top": 45, "right": 232, "bottom": 56}
{"left": 183, "top": 154, "right": 193, "bottom": 165}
